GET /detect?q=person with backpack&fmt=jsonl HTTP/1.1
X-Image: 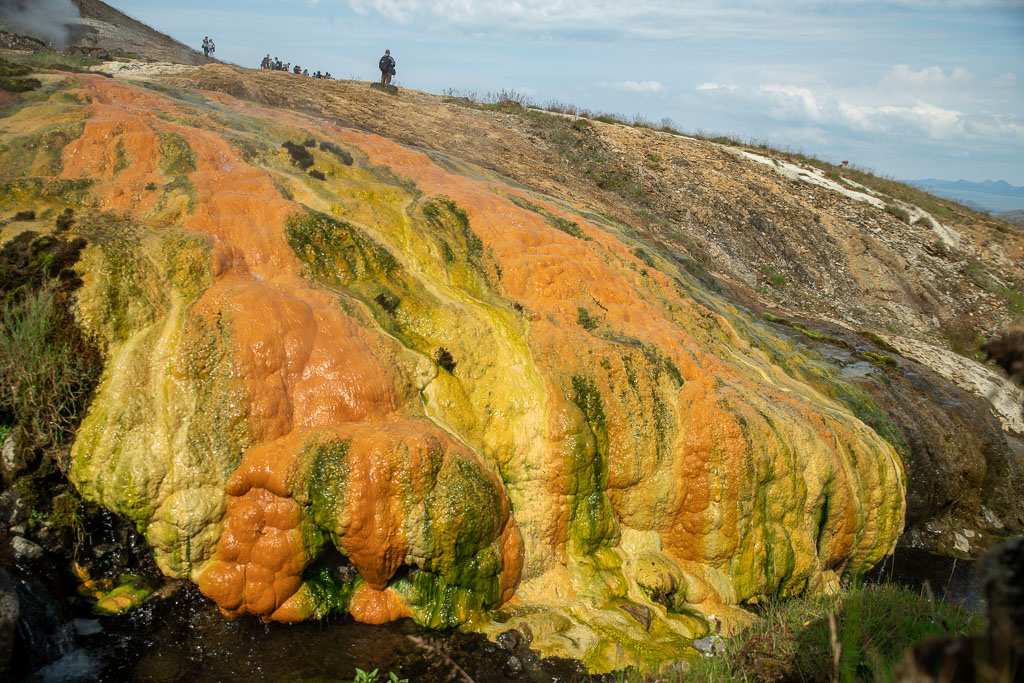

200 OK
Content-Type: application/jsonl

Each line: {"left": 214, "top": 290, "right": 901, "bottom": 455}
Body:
{"left": 378, "top": 49, "right": 395, "bottom": 86}
{"left": 202, "top": 36, "right": 209, "bottom": 57}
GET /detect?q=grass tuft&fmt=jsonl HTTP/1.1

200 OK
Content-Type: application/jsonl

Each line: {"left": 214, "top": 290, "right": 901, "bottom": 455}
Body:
{"left": 885, "top": 204, "right": 912, "bottom": 223}
{"left": 622, "top": 584, "right": 981, "bottom": 682}
{"left": 1, "top": 277, "right": 101, "bottom": 452}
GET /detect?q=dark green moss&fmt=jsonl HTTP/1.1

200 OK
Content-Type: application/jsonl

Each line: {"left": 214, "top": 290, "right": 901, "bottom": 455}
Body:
{"left": 299, "top": 549, "right": 361, "bottom": 619}
{"left": 157, "top": 132, "right": 196, "bottom": 175}
{"left": 567, "top": 375, "right": 615, "bottom": 553}
{"left": 0, "top": 123, "right": 85, "bottom": 177}
{"left": 498, "top": 191, "right": 591, "bottom": 240}
{"left": 113, "top": 139, "right": 130, "bottom": 174}
{"left": 862, "top": 352, "right": 898, "bottom": 369}
{"left": 763, "top": 313, "right": 850, "bottom": 349}
{"left": 319, "top": 140, "right": 353, "bottom": 166}
{"left": 0, "top": 57, "right": 30, "bottom": 78}
{"left": 0, "top": 179, "right": 94, "bottom": 209}
{"left": 287, "top": 210, "right": 399, "bottom": 287}
{"left": 422, "top": 196, "right": 484, "bottom": 262}
{"left": 55, "top": 208, "right": 74, "bottom": 232}
{"left": 632, "top": 247, "right": 656, "bottom": 268}
{"left": 157, "top": 175, "right": 197, "bottom": 216}
{"left": 0, "top": 76, "right": 41, "bottom": 92}
{"left": 305, "top": 440, "right": 353, "bottom": 543}
{"left": 859, "top": 330, "right": 901, "bottom": 355}
{"left": 373, "top": 290, "right": 400, "bottom": 315}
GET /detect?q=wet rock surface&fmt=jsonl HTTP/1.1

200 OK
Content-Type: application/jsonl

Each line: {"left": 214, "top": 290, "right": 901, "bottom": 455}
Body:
{"left": 43, "top": 583, "right": 593, "bottom": 683}
{"left": 759, "top": 314, "right": 1024, "bottom": 551}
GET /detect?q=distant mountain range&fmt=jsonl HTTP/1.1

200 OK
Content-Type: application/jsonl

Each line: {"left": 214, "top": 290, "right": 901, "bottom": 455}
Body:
{"left": 907, "top": 178, "right": 1024, "bottom": 215}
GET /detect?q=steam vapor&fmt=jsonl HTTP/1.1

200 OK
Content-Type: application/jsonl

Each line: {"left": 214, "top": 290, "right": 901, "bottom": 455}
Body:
{"left": 0, "top": 0, "right": 82, "bottom": 48}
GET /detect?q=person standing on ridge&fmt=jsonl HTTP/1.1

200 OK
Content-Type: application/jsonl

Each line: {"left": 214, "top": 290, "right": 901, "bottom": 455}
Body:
{"left": 379, "top": 49, "right": 395, "bottom": 86}
{"left": 202, "top": 36, "right": 209, "bottom": 57}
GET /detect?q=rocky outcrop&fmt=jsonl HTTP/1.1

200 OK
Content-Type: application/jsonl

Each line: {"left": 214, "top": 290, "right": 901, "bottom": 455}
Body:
{"left": 0, "top": 72, "right": 913, "bottom": 670}
{"left": 2, "top": 58, "right": 1021, "bottom": 672}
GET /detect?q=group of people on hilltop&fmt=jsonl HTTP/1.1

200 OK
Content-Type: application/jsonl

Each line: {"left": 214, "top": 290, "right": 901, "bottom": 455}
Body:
{"left": 202, "top": 36, "right": 215, "bottom": 57}
{"left": 260, "top": 54, "right": 333, "bottom": 79}
{"left": 255, "top": 49, "right": 397, "bottom": 86}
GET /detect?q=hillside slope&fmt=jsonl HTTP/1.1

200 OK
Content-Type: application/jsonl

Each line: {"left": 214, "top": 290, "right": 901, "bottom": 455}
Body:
{"left": 0, "top": 58, "right": 1022, "bottom": 671}
{"left": 163, "top": 65, "right": 1024, "bottom": 345}
{"left": 71, "top": 0, "right": 211, "bottom": 64}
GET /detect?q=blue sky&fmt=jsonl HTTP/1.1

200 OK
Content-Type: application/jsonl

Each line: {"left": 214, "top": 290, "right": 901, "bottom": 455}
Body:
{"left": 110, "top": 1, "right": 1024, "bottom": 185}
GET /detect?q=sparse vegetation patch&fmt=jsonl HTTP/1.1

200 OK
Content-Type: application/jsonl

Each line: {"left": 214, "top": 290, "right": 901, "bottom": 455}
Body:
{"left": 319, "top": 140, "right": 353, "bottom": 165}
{"left": 632, "top": 584, "right": 982, "bottom": 682}
{"left": 282, "top": 140, "right": 315, "bottom": 170}
{"left": 885, "top": 204, "right": 912, "bottom": 223}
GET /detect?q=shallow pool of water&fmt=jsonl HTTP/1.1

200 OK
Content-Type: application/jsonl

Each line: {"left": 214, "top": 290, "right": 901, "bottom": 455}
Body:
{"left": 23, "top": 584, "right": 592, "bottom": 683}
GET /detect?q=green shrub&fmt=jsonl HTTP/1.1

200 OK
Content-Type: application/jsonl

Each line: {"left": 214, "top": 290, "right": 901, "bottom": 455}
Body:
{"left": 884, "top": 204, "right": 911, "bottom": 223}
{"left": 760, "top": 264, "right": 787, "bottom": 289}
{"left": 577, "top": 306, "right": 599, "bottom": 331}
{"left": 0, "top": 281, "right": 101, "bottom": 449}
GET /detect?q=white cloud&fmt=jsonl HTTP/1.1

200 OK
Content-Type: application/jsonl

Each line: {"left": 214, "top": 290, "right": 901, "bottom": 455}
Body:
{"left": 600, "top": 80, "right": 665, "bottom": 94}
{"left": 884, "top": 64, "right": 973, "bottom": 88}
{"left": 874, "top": 101, "right": 965, "bottom": 138}
{"left": 757, "top": 84, "right": 821, "bottom": 120}
{"left": 699, "top": 78, "right": 985, "bottom": 142}
{"left": 339, "top": 0, "right": 1018, "bottom": 38}
{"left": 993, "top": 72, "right": 1017, "bottom": 87}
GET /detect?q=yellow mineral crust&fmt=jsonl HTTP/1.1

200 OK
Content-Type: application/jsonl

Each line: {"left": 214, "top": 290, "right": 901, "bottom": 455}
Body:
{"left": 52, "top": 73, "right": 905, "bottom": 669}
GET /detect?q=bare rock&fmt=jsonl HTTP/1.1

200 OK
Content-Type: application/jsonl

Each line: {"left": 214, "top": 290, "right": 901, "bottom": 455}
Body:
{"left": 619, "top": 603, "right": 652, "bottom": 631}
{"left": 11, "top": 536, "right": 44, "bottom": 562}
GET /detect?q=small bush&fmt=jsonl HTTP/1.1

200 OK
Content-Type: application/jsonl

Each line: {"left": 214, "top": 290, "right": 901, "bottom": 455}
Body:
{"left": 282, "top": 140, "right": 314, "bottom": 170}
{"left": 577, "top": 306, "right": 599, "bottom": 331}
{"left": 319, "top": 140, "right": 353, "bottom": 166}
{"left": 942, "top": 317, "right": 987, "bottom": 359}
{"left": 373, "top": 291, "right": 399, "bottom": 315}
{"left": 12, "top": 211, "right": 35, "bottom": 221}
{"left": 760, "top": 264, "right": 787, "bottom": 289}
{"left": 885, "top": 204, "right": 911, "bottom": 223}
{"left": 434, "top": 347, "right": 456, "bottom": 373}
{"left": 308, "top": 169, "right": 325, "bottom": 181}
{"left": 55, "top": 208, "right": 75, "bottom": 232}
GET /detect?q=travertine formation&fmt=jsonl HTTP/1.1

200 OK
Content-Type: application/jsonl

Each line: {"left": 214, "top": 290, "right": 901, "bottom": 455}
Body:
{"left": 1, "top": 73, "right": 906, "bottom": 670}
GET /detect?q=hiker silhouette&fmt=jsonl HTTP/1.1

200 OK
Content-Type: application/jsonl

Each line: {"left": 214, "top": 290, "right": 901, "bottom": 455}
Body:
{"left": 379, "top": 49, "right": 395, "bottom": 86}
